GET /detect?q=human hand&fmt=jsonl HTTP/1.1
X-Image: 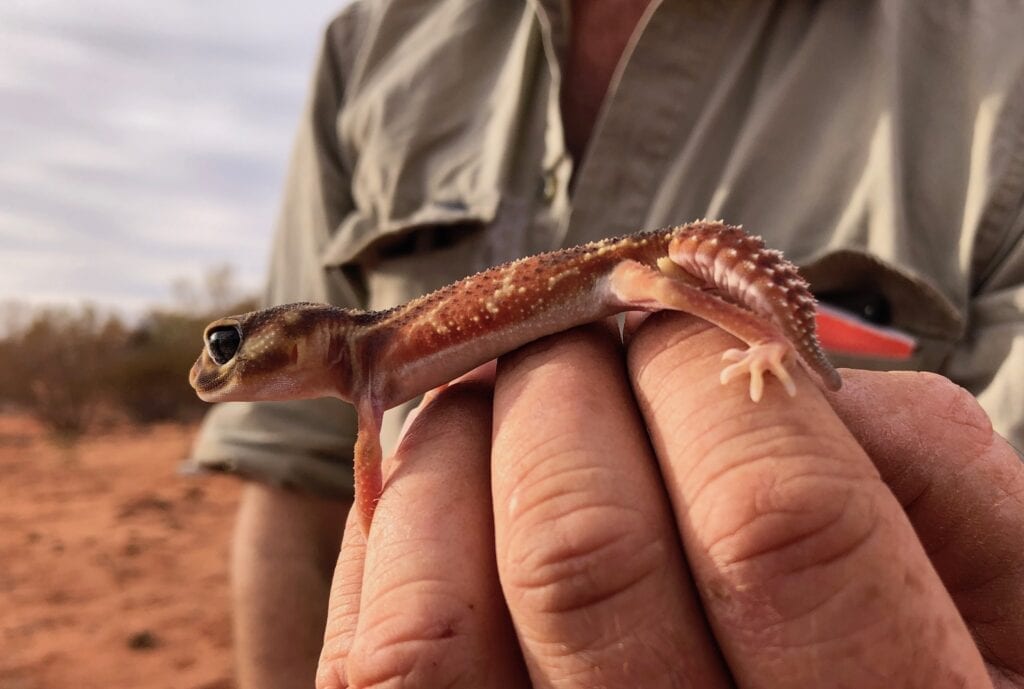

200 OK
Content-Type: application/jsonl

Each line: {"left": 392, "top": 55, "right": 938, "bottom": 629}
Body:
{"left": 315, "top": 314, "right": 1024, "bottom": 688}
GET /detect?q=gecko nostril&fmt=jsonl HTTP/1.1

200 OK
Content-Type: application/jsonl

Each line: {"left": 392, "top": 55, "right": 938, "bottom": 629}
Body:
{"left": 206, "top": 326, "right": 242, "bottom": 365}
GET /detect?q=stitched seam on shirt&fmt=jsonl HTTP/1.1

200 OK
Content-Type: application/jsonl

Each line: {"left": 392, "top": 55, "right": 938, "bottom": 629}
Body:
{"left": 567, "top": 1, "right": 745, "bottom": 239}
{"left": 972, "top": 65, "right": 1024, "bottom": 292}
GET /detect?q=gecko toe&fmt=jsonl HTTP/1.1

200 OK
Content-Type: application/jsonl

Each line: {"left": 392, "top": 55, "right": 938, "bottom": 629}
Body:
{"left": 748, "top": 366, "right": 765, "bottom": 402}
{"left": 719, "top": 342, "right": 797, "bottom": 402}
{"left": 722, "top": 347, "right": 747, "bottom": 364}
{"left": 771, "top": 361, "right": 797, "bottom": 397}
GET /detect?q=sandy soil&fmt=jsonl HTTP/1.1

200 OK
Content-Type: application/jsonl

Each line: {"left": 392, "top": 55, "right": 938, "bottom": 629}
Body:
{"left": 0, "top": 414, "right": 240, "bottom": 689}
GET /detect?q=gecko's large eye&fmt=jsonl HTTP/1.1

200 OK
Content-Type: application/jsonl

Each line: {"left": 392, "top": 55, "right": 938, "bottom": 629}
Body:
{"left": 206, "top": 325, "right": 242, "bottom": 365}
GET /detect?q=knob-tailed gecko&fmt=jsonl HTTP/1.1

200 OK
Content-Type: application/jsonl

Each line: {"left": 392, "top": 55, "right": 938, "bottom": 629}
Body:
{"left": 190, "top": 221, "right": 841, "bottom": 533}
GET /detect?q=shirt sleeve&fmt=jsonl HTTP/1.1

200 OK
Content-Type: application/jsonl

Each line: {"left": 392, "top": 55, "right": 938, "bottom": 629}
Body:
{"left": 946, "top": 210, "right": 1024, "bottom": 455}
{"left": 187, "top": 13, "right": 365, "bottom": 498}
{"left": 944, "top": 50, "right": 1024, "bottom": 456}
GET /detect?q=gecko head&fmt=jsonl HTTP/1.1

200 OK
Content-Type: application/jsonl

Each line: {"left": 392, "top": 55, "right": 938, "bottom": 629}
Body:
{"left": 189, "top": 302, "right": 357, "bottom": 403}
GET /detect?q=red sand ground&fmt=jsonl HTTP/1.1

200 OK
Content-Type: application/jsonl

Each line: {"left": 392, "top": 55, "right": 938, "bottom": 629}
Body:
{"left": 0, "top": 414, "right": 240, "bottom": 689}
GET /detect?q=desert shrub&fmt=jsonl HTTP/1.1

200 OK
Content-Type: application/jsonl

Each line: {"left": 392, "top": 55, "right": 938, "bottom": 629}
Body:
{"left": 109, "top": 311, "right": 211, "bottom": 425}
{"left": 109, "top": 297, "right": 256, "bottom": 425}
{"left": 0, "top": 305, "right": 127, "bottom": 439}
{"left": 0, "top": 266, "right": 257, "bottom": 435}
{"left": 107, "top": 264, "right": 257, "bottom": 425}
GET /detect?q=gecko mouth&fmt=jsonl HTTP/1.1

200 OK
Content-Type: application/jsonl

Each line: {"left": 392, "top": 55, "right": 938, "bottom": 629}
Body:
{"left": 189, "top": 360, "right": 230, "bottom": 397}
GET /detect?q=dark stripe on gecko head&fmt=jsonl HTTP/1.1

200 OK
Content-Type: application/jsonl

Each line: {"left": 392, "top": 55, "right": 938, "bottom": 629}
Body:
{"left": 236, "top": 302, "right": 383, "bottom": 342}
{"left": 237, "top": 345, "right": 295, "bottom": 378}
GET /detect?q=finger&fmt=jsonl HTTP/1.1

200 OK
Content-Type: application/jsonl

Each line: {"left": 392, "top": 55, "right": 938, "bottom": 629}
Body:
{"left": 627, "top": 312, "right": 991, "bottom": 688}
{"left": 491, "top": 322, "right": 732, "bottom": 689}
{"left": 317, "top": 506, "right": 367, "bottom": 689}
{"left": 396, "top": 360, "right": 498, "bottom": 444}
{"left": 343, "top": 377, "right": 529, "bottom": 688}
{"left": 828, "top": 370, "right": 1024, "bottom": 681}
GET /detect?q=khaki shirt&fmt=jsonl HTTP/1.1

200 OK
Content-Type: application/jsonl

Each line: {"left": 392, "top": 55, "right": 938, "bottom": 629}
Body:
{"left": 190, "top": 0, "right": 1024, "bottom": 497}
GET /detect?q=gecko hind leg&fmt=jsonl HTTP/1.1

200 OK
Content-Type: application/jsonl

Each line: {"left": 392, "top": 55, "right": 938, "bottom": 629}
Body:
{"left": 608, "top": 260, "right": 799, "bottom": 402}
{"left": 720, "top": 341, "right": 796, "bottom": 402}
{"left": 354, "top": 401, "right": 384, "bottom": 535}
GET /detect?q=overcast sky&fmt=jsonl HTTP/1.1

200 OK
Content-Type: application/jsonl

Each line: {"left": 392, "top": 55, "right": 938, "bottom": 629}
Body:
{"left": 0, "top": 0, "right": 345, "bottom": 315}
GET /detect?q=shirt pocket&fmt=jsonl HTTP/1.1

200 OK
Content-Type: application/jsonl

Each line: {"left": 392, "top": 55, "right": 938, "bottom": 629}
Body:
{"left": 801, "top": 249, "right": 965, "bottom": 373}
{"left": 320, "top": 196, "right": 510, "bottom": 312}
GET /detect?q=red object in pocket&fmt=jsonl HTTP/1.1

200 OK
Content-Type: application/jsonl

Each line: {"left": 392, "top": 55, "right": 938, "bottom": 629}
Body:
{"left": 815, "top": 304, "right": 916, "bottom": 360}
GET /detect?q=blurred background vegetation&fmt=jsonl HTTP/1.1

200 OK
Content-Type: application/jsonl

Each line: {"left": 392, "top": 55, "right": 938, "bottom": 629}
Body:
{"left": 0, "top": 265, "right": 256, "bottom": 440}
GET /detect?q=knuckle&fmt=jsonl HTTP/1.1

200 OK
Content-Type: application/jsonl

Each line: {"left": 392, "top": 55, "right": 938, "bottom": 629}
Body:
{"left": 697, "top": 468, "right": 891, "bottom": 637}
{"left": 705, "top": 468, "right": 881, "bottom": 580}
{"left": 317, "top": 633, "right": 351, "bottom": 689}
{"left": 315, "top": 661, "right": 348, "bottom": 689}
{"left": 501, "top": 488, "right": 664, "bottom": 616}
{"left": 346, "top": 605, "right": 471, "bottom": 689}
{"left": 910, "top": 372, "right": 994, "bottom": 440}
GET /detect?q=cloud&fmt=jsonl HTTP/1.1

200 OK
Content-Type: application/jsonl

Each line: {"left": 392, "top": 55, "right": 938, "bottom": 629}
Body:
{"left": 0, "top": 0, "right": 347, "bottom": 316}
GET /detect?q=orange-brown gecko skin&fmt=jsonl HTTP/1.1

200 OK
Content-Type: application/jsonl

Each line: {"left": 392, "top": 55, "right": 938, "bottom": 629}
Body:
{"left": 190, "top": 220, "right": 841, "bottom": 532}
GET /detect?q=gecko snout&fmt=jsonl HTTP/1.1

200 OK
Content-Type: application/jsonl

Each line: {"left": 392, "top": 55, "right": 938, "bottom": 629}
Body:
{"left": 205, "top": 324, "right": 242, "bottom": 365}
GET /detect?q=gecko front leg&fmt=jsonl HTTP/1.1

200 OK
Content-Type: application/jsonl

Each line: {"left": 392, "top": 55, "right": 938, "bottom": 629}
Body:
{"left": 354, "top": 398, "right": 384, "bottom": 533}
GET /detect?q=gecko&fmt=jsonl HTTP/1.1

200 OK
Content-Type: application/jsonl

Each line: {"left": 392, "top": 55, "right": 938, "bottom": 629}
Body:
{"left": 190, "top": 220, "right": 842, "bottom": 533}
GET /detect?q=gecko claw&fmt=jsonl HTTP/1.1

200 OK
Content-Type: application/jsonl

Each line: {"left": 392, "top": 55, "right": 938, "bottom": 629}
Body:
{"left": 720, "top": 343, "right": 796, "bottom": 401}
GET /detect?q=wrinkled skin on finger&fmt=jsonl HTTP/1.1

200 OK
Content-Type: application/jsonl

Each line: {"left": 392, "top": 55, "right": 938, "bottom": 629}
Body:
{"left": 491, "top": 322, "right": 731, "bottom": 688}
{"left": 628, "top": 312, "right": 1011, "bottom": 689}
{"left": 827, "top": 370, "right": 1024, "bottom": 688}
{"left": 316, "top": 373, "right": 528, "bottom": 689}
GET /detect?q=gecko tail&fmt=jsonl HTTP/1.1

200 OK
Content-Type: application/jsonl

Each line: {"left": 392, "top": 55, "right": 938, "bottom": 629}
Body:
{"left": 666, "top": 223, "right": 842, "bottom": 394}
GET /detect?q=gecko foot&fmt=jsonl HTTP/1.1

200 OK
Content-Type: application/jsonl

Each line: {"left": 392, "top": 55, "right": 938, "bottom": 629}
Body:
{"left": 720, "top": 342, "right": 796, "bottom": 402}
